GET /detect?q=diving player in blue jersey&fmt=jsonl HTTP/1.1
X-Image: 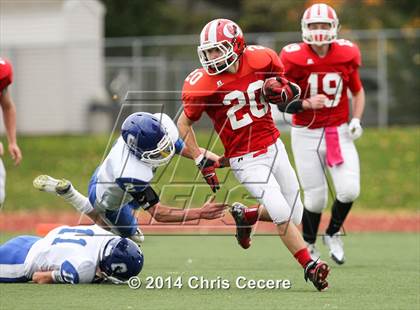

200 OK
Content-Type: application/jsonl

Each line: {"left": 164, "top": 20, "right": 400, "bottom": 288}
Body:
{"left": 33, "top": 112, "right": 227, "bottom": 243}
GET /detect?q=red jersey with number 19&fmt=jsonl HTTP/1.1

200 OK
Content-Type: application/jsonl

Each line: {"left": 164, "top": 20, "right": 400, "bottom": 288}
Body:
{"left": 182, "top": 46, "right": 282, "bottom": 158}
{"left": 280, "top": 40, "right": 362, "bottom": 128}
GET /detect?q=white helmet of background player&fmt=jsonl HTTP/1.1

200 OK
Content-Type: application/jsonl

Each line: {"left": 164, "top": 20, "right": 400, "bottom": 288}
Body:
{"left": 301, "top": 3, "right": 339, "bottom": 45}
{"left": 197, "top": 18, "right": 246, "bottom": 75}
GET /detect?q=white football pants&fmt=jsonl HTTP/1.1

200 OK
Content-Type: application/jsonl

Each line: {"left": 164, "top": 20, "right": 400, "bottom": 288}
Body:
{"left": 229, "top": 139, "right": 303, "bottom": 225}
{"left": 291, "top": 123, "right": 360, "bottom": 214}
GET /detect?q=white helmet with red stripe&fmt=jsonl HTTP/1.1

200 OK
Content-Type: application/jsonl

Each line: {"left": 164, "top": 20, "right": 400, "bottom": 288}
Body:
{"left": 301, "top": 3, "right": 339, "bottom": 45}
{"left": 197, "top": 18, "right": 246, "bottom": 75}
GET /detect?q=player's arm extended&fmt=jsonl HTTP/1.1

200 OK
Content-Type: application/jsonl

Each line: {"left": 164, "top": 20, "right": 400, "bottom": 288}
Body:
{"left": 147, "top": 196, "right": 227, "bottom": 222}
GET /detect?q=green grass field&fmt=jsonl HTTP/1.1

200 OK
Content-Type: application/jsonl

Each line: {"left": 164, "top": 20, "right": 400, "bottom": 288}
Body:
{"left": 1, "top": 127, "right": 418, "bottom": 309}
{"left": 0, "top": 232, "right": 418, "bottom": 310}
{"left": 1, "top": 127, "right": 419, "bottom": 212}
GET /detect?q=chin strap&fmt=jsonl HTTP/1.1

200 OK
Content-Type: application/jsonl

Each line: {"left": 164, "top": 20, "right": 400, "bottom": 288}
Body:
{"left": 97, "top": 272, "right": 127, "bottom": 285}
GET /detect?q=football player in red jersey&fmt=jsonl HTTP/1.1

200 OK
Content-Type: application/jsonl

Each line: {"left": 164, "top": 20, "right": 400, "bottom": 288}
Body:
{"left": 0, "top": 57, "right": 23, "bottom": 205}
{"left": 177, "top": 18, "right": 330, "bottom": 291}
{"left": 280, "top": 3, "right": 365, "bottom": 265}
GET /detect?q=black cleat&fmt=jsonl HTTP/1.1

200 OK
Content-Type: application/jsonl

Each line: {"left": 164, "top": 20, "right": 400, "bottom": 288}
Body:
{"left": 304, "top": 260, "right": 330, "bottom": 291}
{"left": 230, "top": 202, "right": 253, "bottom": 249}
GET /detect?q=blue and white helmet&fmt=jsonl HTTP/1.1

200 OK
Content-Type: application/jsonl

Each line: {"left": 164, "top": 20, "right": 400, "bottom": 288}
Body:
{"left": 121, "top": 112, "right": 175, "bottom": 167}
{"left": 99, "top": 238, "right": 144, "bottom": 281}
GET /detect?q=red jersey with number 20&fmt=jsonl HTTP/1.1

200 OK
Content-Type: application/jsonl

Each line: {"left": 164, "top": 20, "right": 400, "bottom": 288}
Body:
{"left": 0, "top": 57, "right": 13, "bottom": 93}
{"left": 280, "top": 40, "right": 362, "bottom": 128}
{"left": 182, "top": 46, "right": 282, "bottom": 158}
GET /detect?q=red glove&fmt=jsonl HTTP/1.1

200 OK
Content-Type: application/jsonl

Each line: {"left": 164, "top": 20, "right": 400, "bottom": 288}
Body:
{"left": 263, "top": 76, "right": 301, "bottom": 104}
{"left": 216, "top": 156, "right": 230, "bottom": 168}
{"left": 196, "top": 155, "right": 220, "bottom": 193}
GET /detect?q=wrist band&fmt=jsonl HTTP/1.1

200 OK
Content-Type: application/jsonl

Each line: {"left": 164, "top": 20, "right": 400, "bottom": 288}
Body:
{"left": 194, "top": 154, "right": 204, "bottom": 166}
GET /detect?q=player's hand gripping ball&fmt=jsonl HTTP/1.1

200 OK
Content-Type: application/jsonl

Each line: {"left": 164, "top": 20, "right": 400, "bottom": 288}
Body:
{"left": 263, "top": 77, "right": 301, "bottom": 105}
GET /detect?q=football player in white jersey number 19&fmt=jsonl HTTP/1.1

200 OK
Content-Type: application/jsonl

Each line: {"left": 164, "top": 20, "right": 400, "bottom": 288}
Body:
{"left": 33, "top": 112, "right": 227, "bottom": 243}
{"left": 0, "top": 224, "right": 143, "bottom": 284}
{"left": 280, "top": 3, "right": 365, "bottom": 264}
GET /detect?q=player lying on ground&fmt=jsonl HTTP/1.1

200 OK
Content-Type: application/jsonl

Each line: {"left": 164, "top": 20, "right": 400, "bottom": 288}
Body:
{"left": 34, "top": 112, "right": 227, "bottom": 243}
{"left": 178, "top": 18, "right": 329, "bottom": 291}
{"left": 0, "top": 224, "right": 143, "bottom": 284}
{"left": 280, "top": 3, "right": 365, "bottom": 264}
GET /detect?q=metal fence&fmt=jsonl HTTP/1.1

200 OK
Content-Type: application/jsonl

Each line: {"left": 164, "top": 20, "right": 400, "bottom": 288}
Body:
{"left": 104, "top": 29, "right": 420, "bottom": 129}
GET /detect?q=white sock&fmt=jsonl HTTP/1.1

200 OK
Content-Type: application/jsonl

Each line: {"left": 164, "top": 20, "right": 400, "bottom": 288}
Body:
{"left": 61, "top": 186, "right": 94, "bottom": 214}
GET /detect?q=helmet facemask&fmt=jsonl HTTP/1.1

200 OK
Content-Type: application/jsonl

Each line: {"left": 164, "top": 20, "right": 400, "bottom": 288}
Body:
{"left": 198, "top": 40, "right": 238, "bottom": 75}
{"left": 140, "top": 133, "right": 175, "bottom": 167}
{"left": 302, "top": 20, "right": 339, "bottom": 46}
{"left": 126, "top": 132, "right": 175, "bottom": 167}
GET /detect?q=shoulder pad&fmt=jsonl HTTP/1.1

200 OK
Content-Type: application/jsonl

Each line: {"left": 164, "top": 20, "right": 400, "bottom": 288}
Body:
{"left": 280, "top": 43, "right": 307, "bottom": 66}
{"left": 153, "top": 113, "right": 179, "bottom": 143}
{"left": 182, "top": 68, "right": 218, "bottom": 98}
{"left": 112, "top": 141, "right": 154, "bottom": 183}
{"left": 243, "top": 45, "right": 277, "bottom": 70}
{"left": 332, "top": 40, "right": 362, "bottom": 66}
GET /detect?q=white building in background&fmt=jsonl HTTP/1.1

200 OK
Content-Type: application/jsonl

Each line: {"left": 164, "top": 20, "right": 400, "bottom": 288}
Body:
{"left": 0, "top": 0, "right": 106, "bottom": 134}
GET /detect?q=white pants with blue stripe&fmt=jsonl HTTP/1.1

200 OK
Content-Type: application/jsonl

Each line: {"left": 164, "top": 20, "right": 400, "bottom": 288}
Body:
{"left": 0, "top": 235, "right": 41, "bottom": 282}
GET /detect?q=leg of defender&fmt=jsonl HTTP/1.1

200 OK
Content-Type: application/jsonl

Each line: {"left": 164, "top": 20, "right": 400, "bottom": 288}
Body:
{"left": 33, "top": 175, "right": 93, "bottom": 214}
{"left": 0, "top": 236, "right": 41, "bottom": 283}
{"left": 33, "top": 175, "right": 71, "bottom": 194}
{"left": 104, "top": 204, "right": 138, "bottom": 238}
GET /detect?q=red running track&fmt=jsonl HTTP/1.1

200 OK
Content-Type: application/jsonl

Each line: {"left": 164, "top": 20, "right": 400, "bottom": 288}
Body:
{"left": 0, "top": 210, "right": 418, "bottom": 236}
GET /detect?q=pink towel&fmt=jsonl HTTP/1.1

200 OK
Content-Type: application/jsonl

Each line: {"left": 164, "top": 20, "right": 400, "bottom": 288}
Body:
{"left": 325, "top": 127, "right": 344, "bottom": 167}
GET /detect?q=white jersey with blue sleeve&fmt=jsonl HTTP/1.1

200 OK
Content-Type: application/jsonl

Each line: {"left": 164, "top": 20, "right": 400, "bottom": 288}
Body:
{"left": 90, "top": 113, "right": 183, "bottom": 212}
{"left": 92, "top": 137, "right": 154, "bottom": 211}
{"left": 24, "top": 225, "right": 116, "bottom": 284}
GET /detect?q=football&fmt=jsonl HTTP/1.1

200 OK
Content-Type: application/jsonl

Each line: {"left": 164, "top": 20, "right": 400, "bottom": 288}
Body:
{"left": 262, "top": 77, "right": 283, "bottom": 99}
{"left": 262, "top": 76, "right": 301, "bottom": 104}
